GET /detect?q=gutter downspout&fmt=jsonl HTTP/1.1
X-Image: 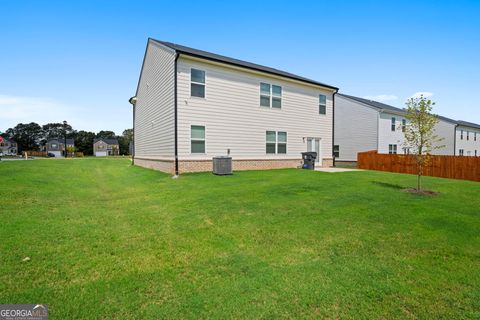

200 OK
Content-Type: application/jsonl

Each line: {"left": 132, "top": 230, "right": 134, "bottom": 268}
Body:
{"left": 453, "top": 124, "right": 458, "bottom": 156}
{"left": 332, "top": 89, "right": 338, "bottom": 167}
{"left": 174, "top": 53, "right": 180, "bottom": 176}
{"left": 132, "top": 101, "right": 135, "bottom": 165}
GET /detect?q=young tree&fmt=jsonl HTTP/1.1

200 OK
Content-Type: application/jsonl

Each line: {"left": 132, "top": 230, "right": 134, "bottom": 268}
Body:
{"left": 403, "top": 95, "right": 444, "bottom": 191}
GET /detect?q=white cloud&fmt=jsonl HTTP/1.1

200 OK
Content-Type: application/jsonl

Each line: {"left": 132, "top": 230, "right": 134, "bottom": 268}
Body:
{"left": 410, "top": 91, "right": 434, "bottom": 98}
{"left": 362, "top": 94, "right": 398, "bottom": 102}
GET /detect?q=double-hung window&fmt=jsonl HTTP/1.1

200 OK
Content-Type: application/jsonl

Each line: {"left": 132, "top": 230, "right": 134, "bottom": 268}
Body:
{"left": 191, "top": 69, "right": 205, "bottom": 98}
{"left": 389, "top": 144, "right": 397, "bottom": 154}
{"left": 391, "top": 117, "right": 396, "bottom": 131}
{"left": 266, "top": 131, "right": 287, "bottom": 154}
{"left": 333, "top": 145, "right": 340, "bottom": 158}
{"left": 461, "top": 130, "right": 464, "bottom": 140}
{"left": 467, "top": 131, "right": 470, "bottom": 141}
{"left": 459, "top": 149, "right": 464, "bottom": 156}
{"left": 191, "top": 125, "right": 205, "bottom": 153}
{"left": 319, "top": 94, "right": 327, "bottom": 115}
{"left": 475, "top": 132, "right": 477, "bottom": 141}
{"left": 402, "top": 119, "right": 407, "bottom": 132}
{"left": 272, "top": 85, "right": 282, "bottom": 108}
{"left": 260, "top": 83, "right": 282, "bottom": 108}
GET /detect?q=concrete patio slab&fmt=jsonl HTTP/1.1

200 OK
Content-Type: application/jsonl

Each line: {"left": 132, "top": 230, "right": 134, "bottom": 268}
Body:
{"left": 315, "top": 167, "right": 363, "bottom": 173}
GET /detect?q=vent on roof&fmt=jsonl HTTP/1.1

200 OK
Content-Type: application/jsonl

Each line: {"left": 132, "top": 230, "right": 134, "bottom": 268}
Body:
{"left": 212, "top": 156, "right": 232, "bottom": 175}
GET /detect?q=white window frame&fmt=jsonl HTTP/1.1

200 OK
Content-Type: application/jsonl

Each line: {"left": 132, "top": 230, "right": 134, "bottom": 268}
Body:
{"left": 190, "top": 68, "right": 206, "bottom": 98}
{"left": 391, "top": 117, "right": 396, "bottom": 131}
{"left": 260, "top": 83, "right": 282, "bottom": 109}
{"left": 191, "top": 125, "right": 206, "bottom": 154}
{"left": 266, "top": 130, "right": 287, "bottom": 154}
{"left": 461, "top": 130, "right": 464, "bottom": 140}
{"left": 319, "top": 94, "right": 327, "bottom": 115}
{"left": 459, "top": 149, "right": 464, "bottom": 156}
{"left": 389, "top": 144, "right": 397, "bottom": 154}
{"left": 333, "top": 145, "right": 340, "bottom": 158}
{"left": 467, "top": 131, "right": 470, "bottom": 141}
{"left": 402, "top": 119, "right": 407, "bottom": 132}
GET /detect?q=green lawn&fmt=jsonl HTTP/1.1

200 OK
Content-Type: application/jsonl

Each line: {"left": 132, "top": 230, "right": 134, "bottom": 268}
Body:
{"left": 1, "top": 158, "right": 479, "bottom": 319}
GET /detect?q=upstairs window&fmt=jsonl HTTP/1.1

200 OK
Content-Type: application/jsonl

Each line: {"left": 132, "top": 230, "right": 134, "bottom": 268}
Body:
{"left": 191, "top": 69, "right": 205, "bottom": 98}
{"left": 389, "top": 144, "right": 397, "bottom": 154}
{"left": 260, "top": 83, "right": 282, "bottom": 108}
{"left": 467, "top": 131, "right": 470, "bottom": 141}
{"left": 191, "top": 125, "right": 206, "bottom": 153}
{"left": 402, "top": 119, "right": 407, "bottom": 132}
{"left": 475, "top": 132, "right": 477, "bottom": 141}
{"left": 272, "top": 85, "right": 282, "bottom": 108}
{"left": 319, "top": 94, "right": 327, "bottom": 115}
{"left": 266, "top": 131, "right": 287, "bottom": 154}
{"left": 391, "top": 117, "right": 396, "bottom": 131}
{"left": 461, "top": 130, "right": 464, "bottom": 140}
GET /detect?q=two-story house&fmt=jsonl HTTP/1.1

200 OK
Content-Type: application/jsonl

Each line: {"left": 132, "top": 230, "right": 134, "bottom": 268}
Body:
{"left": 0, "top": 137, "right": 17, "bottom": 155}
{"left": 45, "top": 138, "right": 75, "bottom": 157}
{"left": 93, "top": 138, "right": 119, "bottom": 156}
{"left": 455, "top": 121, "right": 480, "bottom": 156}
{"left": 334, "top": 94, "right": 458, "bottom": 164}
{"left": 131, "top": 38, "right": 338, "bottom": 175}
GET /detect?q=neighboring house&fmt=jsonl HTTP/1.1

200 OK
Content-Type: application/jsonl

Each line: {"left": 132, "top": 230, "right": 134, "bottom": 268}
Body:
{"left": 131, "top": 38, "right": 338, "bottom": 174}
{"left": 334, "top": 94, "right": 459, "bottom": 164}
{"left": 0, "top": 138, "right": 17, "bottom": 155}
{"left": 45, "top": 138, "right": 75, "bottom": 157}
{"left": 455, "top": 121, "right": 480, "bottom": 157}
{"left": 93, "top": 138, "right": 119, "bottom": 156}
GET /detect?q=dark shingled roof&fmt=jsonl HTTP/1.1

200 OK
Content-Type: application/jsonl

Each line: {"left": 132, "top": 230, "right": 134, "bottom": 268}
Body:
{"left": 338, "top": 93, "right": 459, "bottom": 124}
{"left": 457, "top": 120, "right": 480, "bottom": 129}
{"left": 94, "top": 138, "right": 119, "bottom": 145}
{"left": 47, "top": 138, "right": 75, "bottom": 144}
{"left": 151, "top": 38, "right": 338, "bottom": 91}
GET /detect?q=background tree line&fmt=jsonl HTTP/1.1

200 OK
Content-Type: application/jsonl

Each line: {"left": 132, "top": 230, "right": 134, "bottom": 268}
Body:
{"left": 1, "top": 122, "right": 133, "bottom": 156}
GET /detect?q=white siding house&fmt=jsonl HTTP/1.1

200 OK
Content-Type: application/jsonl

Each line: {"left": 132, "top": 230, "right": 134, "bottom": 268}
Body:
{"left": 132, "top": 39, "right": 338, "bottom": 174}
{"left": 455, "top": 121, "right": 480, "bottom": 156}
{"left": 334, "top": 94, "right": 458, "bottom": 163}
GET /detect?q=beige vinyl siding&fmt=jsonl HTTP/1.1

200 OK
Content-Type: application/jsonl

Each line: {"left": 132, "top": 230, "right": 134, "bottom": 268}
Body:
{"left": 334, "top": 95, "right": 378, "bottom": 161}
{"left": 176, "top": 56, "right": 334, "bottom": 161}
{"left": 431, "top": 119, "right": 456, "bottom": 155}
{"left": 134, "top": 40, "right": 176, "bottom": 159}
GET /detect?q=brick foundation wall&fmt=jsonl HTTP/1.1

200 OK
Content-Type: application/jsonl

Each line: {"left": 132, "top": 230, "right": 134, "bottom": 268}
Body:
{"left": 134, "top": 158, "right": 175, "bottom": 174}
{"left": 136, "top": 157, "right": 334, "bottom": 174}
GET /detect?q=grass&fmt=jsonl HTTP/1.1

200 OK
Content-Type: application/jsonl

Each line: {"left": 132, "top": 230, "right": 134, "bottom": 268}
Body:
{"left": 1, "top": 158, "right": 479, "bottom": 319}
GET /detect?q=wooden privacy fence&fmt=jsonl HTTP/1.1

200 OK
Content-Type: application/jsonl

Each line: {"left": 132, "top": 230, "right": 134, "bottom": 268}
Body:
{"left": 22, "top": 151, "right": 84, "bottom": 157}
{"left": 357, "top": 150, "right": 480, "bottom": 182}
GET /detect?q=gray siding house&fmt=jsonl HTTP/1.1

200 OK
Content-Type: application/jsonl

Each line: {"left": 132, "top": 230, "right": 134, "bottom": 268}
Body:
{"left": 93, "top": 138, "right": 119, "bottom": 156}
{"left": 45, "top": 138, "right": 75, "bottom": 157}
{"left": 0, "top": 138, "right": 17, "bottom": 155}
{"left": 131, "top": 38, "right": 338, "bottom": 175}
{"left": 334, "top": 94, "right": 458, "bottom": 164}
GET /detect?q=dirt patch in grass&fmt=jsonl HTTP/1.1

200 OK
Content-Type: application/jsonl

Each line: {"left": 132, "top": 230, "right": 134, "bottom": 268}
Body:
{"left": 402, "top": 188, "right": 440, "bottom": 196}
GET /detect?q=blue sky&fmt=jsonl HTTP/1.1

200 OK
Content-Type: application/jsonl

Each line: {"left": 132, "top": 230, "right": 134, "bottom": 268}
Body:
{"left": 1, "top": 0, "right": 479, "bottom": 134}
